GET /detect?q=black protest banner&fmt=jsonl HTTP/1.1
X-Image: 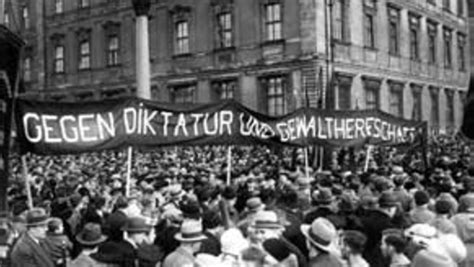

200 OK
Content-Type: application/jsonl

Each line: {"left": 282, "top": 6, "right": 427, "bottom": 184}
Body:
{"left": 15, "top": 97, "right": 425, "bottom": 155}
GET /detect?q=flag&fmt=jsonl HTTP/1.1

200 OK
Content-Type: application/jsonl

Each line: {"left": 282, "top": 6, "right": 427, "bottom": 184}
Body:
{"left": 460, "top": 78, "right": 474, "bottom": 140}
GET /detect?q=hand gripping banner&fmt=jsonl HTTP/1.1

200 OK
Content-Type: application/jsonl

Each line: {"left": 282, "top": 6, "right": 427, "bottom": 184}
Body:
{"left": 15, "top": 97, "right": 426, "bottom": 155}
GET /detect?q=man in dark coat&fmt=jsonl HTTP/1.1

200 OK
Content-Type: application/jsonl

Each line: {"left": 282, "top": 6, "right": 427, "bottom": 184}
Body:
{"left": 103, "top": 196, "right": 128, "bottom": 241}
{"left": 360, "top": 191, "right": 398, "bottom": 267}
{"left": 10, "top": 208, "right": 55, "bottom": 267}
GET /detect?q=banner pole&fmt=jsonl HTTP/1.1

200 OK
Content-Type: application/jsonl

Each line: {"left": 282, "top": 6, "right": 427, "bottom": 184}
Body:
{"left": 304, "top": 148, "right": 309, "bottom": 179}
{"left": 318, "top": 147, "right": 324, "bottom": 171}
{"left": 227, "top": 146, "right": 232, "bottom": 185}
{"left": 364, "top": 145, "right": 373, "bottom": 172}
{"left": 126, "top": 146, "right": 133, "bottom": 197}
{"left": 21, "top": 155, "right": 33, "bottom": 209}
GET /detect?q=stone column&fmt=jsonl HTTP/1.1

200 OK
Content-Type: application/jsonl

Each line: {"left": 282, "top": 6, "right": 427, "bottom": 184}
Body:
{"left": 132, "top": 0, "right": 151, "bottom": 99}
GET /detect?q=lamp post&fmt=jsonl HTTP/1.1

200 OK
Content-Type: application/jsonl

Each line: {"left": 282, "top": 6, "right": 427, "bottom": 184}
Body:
{"left": 132, "top": 0, "right": 151, "bottom": 99}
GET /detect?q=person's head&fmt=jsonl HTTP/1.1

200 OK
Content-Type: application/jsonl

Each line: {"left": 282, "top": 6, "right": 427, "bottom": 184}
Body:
{"left": 435, "top": 199, "right": 452, "bottom": 216}
{"left": 378, "top": 192, "right": 398, "bottom": 218}
{"left": 414, "top": 190, "right": 430, "bottom": 207}
{"left": 249, "top": 210, "right": 283, "bottom": 244}
{"left": 26, "top": 208, "right": 50, "bottom": 239}
{"left": 76, "top": 223, "right": 107, "bottom": 251}
{"left": 381, "top": 234, "right": 406, "bottom": 258}
{"left": 301, "top": 217, "right": 337, "bottom": 257}
{"left": 341, "top": 230, "right": 367, "bottom": 259}
{"left": 47, "top": 217, "right": 64, "bottom": 234}
{"left": 175, "top": 220, "right": 207, "bottom": 252}
{"left": 122, "top": 217, "right": 156, "bottom": 245}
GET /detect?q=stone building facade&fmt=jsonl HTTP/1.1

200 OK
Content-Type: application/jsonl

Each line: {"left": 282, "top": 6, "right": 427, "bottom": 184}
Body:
{"left": 4, "top": 0, "right": 470, "bottom": 133}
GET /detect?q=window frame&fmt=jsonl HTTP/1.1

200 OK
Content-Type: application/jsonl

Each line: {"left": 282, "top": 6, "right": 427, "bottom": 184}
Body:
{"left": 262, "top": 75, "right": 287, "bottom": 116}
{"left": 332, "top": 0, "right": 350, "bottom": 43}
{"left": 409, "top": 14, "right": 420, "bottom": 61}
{"left": 263, "top": 2, "right": 283, "bottom": 42}
{"left": 78, "top": 39, "right": 91, "bottom": 70}
{"left": 216, "top": 11, "right": 233, "bottom": 49}
{"left": 54, "top": 45, "right": 65, "bottom": 74}
{"left": 443, "top": 27, "right": 453, "bottom": 69}
{"left": 429, "top": 87, "right": 440, "bottom": 128}
{"left": 107, "top": 34, "right": 120, "bottom": 67}
{"left": 23, "top": 57, "right": 32, "bottom": 82}
{"left": 427, "top": 21, "right": 437, "bottom": 64}
{"left": 212, "top": 79, "right": 237, "bottom": 100}
{"left": 170, "top": 84, "right": 196, "bottom": 104}
{"left": 363, "top": 0, "right": 377, "bottom": 49}
{"left": 363, "top": 77, "right": 380, "bottom": 110}
{"left": 175, "top": 20, "right": 190, "bottom": 55}
{"left": 22, "top": 6, "right": 29, "bottom": 30}
{"left": 387, "top": 6, "right": 400, "bottom": 55}
{"left": 411, "top": 84, "right": 423, "bottom": 121}
{"left": 388, "top": 81, "right": 404, "bottom": 117}
{"left": 55, "top": 0, "right": 63, "bottom": 14}
{"left": 457, "top": 33, "right": 466, "bottom": 71}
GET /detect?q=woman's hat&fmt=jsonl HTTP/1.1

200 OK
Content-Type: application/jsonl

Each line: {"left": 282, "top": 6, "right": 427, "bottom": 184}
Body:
{"left": 121, "top": 217, "right": 153, "bottom": 233}
{"left": 311, "top": 188, "right": 334, "bottom": 205}
{"left": 300, "top": 217, "right": 337, "bottom": 252}
{"left": 174, "top": 220, "right": 207, "bottom": 242}
{"left": 76, "top": 223, "right": 107, "bottom": 246}
{"left": 25, "top": 208, "right": 50, "bottom": 227}
{"left": 250, "top": 211, "right": 283, "bottom": 230}
{"left": 263, "top": 238, "right": 291, "bottom": 262}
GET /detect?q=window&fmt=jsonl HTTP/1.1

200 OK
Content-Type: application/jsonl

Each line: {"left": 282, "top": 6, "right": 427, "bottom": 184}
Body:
{"left": 175, "top": 21, "right": 189, "bottom": 55}
{"left": 430, "top": 87, "right": 439, "bottom": 128}
{"left": 335, "top": 74, "right": 352, "bottom": 110}
{"left": 55, "top": 0, "right": 63, "bottom": 14}
{"left": 107, "top": 35, "right": 119, "bottom": 66}
{"left": 409, "top": 14, "right": 420, "bottom": 60}
{"left": 262, "top": 76, "right": 286, "bottom": 116}
{"left": 443, "top": 28, "right": 452, "bottom": 68}
{"left": 79, "top": 0, "right": 90, "bottom": 8}
{"left": 411, "top": 84, "right": 422, "bottom": 121}
{"left": 332, "top": 0, "right": 349, "bottom": 42}
{"left": 171, "top": 84, "right": 195, "bottom": 104}
{"left": 24, "top": 57, "right": 31, "bottom": 82}
{"left": 458, "top": 0, "right": 464, "bottom": 16}
{"left": 22, "top": 6, "right": 29, "bottom": 29}
{"left": 443, "top": 0, "right": 450, "bottom": 11}
{"left": 427, "top": 21, "right": 437, "bottom": 64}
{"left": 79, "top": 40, "right": 90, "bottom": 70}
{"left": 264, "top": 3, "right": 282, "bottom": 41}
{"left": 389, "top": 82, "right": 403, "bottom": 117}
{"left": 363, "top": 0, "right": 376, "bottom": 49}
{"left": 213, "top": 80, "right": 236, "bottom": 100}
{"left": 363, "top": 78, "right": 380, "bottom": 109}
{"left": 54, "top": 45, "right": 65, "bottom": 74}
{"left": 387, "top": 6, "right": 400, "bottom": 55}
{"left": 445, "top": 89, "right": 455, "bottom": 129}
{"left": 216, "top": 12, "right": 233, "bottom": 48}
{"left": 458, "top": 33, "right": 466, "bottom": 71}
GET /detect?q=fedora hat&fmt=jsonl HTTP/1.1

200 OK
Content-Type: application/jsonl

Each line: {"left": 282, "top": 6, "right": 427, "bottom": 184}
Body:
{"left": 121, "top": 217, "right": 153, "bottom": 233}
{"left": 246, "top": 197, "right": 265, "bottom": 212}
{"left": 312, "top": 188, "right": 334, "bottom": 205}
{"left": 250, "top": 211, "right": 283, "bottom": 230}
{"left": 25, "top": 208, "right": 50, "bottom": 227}
{"left": 300, "top": 217, "right": 337, "bottom": 252}
{"left": 175, "top": 220, "right": 207, "bottom": 242}
{"left": 220, "top": 228, "right": 248, "bottom": 256}
{"left": 76, "top": 223, "right": 107, "bottom": 246}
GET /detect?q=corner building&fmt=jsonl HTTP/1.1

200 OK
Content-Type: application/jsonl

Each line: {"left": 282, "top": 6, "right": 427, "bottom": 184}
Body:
{"left": 4, "top": 0, "right": 470, "bottom": 134}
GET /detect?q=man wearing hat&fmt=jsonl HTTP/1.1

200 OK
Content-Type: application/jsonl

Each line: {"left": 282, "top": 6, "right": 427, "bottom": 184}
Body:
{"left": 303, "top": 188, "right": 336, "bottom": 224}
{"left": 10, "top": 208, "right": 55, "bottom": 267}
{"left": 162, "top": 220, "right": 207, "bottom": 267}
{"left": 360, "top": 191, "right": 398, "bottom": 267}
{"left": 300, "top": 217, "right": 342, "bottom": 267}
{"left": 451, "top": 195, "right": 474, "bottom": 266}
{"left": 70, "top": 223, "right": 107, "bottom": 267}
{"left": 122, "top": 216, "right": 162, "bottom": 267}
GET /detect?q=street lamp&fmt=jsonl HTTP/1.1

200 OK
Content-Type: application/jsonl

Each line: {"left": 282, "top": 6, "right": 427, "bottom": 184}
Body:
{"left": 131, "top": 0, "right": 151, "bottom": 99}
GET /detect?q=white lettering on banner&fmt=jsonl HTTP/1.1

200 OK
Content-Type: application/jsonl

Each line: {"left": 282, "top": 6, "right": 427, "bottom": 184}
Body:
{"left": 97, "top": 113, "right": 115, "bottom": 139}
{"left": 334, "top": 118, "right": 345, "bottom": 139}
{"left": 325, "top": 117, "right": 333, "bottom": 139}
{"left": 317, "top": 117, "right": 327, "bottom": 139}
{"left": 124, "top": 107, "right": 137, "bottom": 134}
{"left": 174, "top": 113, "right": 188, "bottom": 136}
{"left": 287, "top": 118, "right": 297, "bottom": 140}
{"left": 203, "top": 113, "right": 218, "bottom": 135}
{"left": 219, "top": 111, "right": 233, "bottom": 135}
{"left": 42, "top": 115, "right": 61, "bottom": 143}
{"left": 346, "top": 118, "right": 354, "bottom": 139}
{"left": 143, "top": 110, "right": 156, "bottom": 135}
{"left": 276, "top": 122, "right": 289, "bottom": 142}
{"left": 239, "top": 113, "right": 275, "bottom": 139}
{"left": 78, "top": 114, "right": 98, "bottom": 142}
{"left": 23, "top": 113, "right": 42, "bottom": 143}
{"left": 137, "top": 105, "right": 144, "bottom": 135}
{"left": 161, "top": 111, "right": 172, "bottom": 136}
{"left": 355, "top": 118, "right": 366, "bottom": 138}
{"left": 191, "top": 113, "right": 203, "bottom": 135}
{"left": 60, "top": 116, "right": 79, "bottom": 142}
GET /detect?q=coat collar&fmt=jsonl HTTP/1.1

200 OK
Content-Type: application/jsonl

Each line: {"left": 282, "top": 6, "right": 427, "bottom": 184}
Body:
{"left": 24, "top": 233, "right": 55, "bottom": 266}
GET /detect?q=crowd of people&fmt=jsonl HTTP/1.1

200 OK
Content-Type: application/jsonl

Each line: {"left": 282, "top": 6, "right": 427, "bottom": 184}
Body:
{"left": 3, "top": 133, "right": 474, "bottom": 267}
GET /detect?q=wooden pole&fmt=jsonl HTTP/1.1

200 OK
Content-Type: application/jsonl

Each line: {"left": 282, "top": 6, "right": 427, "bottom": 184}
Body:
{"left": 21, "top": 155, "right": 33, "bottom": 209}
{"left": 125, "top": 146, "right": 133, "bottom": 197}
{"left": 304, "top": 148, "right": 309, "bottom": 178}
{"left": 227, "top": 146, "right": 232, "bottom": 185}
{"left": 364, "top": 145, "right": 373, "bottom": 172}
